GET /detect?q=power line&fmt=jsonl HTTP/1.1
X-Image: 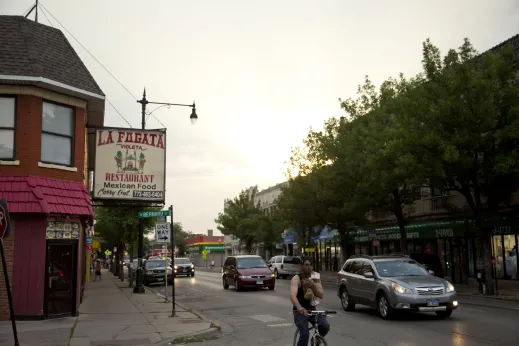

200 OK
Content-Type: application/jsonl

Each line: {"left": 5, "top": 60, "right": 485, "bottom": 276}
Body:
{"left": 39, "top": 2, "right": 138, "bottom": 102}
{"left": 22, "top": 3, "right": 34, "bottom": 17}
{"left": 38, "top": 4, "right": 53, "bottom": 27}
{"left": 106, "top": 98, "right": 133, "bottom": 128}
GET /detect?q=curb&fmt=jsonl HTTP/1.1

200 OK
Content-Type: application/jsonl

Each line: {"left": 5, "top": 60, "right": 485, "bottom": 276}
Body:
{"left": 157, "top": 326, "right": 221, "bottom": 346}
{"left": 458, "top": 299, "right": 519, "bottom": 311}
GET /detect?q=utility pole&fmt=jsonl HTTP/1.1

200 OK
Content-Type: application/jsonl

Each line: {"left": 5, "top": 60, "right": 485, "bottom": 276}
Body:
{"left": 24, "top": 0, "right": 39, "bottom": 22}
{"left": 132, "top": 89, "right": 198, "bottom": 294}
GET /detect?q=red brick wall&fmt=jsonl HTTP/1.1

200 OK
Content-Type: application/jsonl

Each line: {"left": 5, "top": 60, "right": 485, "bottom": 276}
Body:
{"left": 0, "top": 221, "right": 15, "bottom": 321}
{"left": 0, "top": 94, "right": 86, "bottom": 182}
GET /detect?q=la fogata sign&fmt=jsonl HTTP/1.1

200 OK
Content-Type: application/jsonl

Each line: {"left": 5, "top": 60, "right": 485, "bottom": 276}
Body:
{"left": 93, "top": 127, "right": 166, "bottom": 202}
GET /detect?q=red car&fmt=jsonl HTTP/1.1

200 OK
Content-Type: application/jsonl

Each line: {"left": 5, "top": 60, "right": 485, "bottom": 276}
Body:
{"left": 222, "top": 255, "right": 275, "bottom": 291}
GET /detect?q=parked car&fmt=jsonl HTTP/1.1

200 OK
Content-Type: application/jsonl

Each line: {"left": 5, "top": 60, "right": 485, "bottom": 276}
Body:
{"left": 337, "top": 255, "right": 458, "bottom": 320}
{"left": 222, "top": 255, "right": 275, "bottom": 291}
{"left": 408, "top": 252, "right": 445, "bottom": 278}
{"left": 143, "top": 259, "right": 172, "bottom": 286}
{"left": 173, "top": 258, "right": 195, "bottom": 277}
{"left": 267, "top": 255, "right": 302, "bottom": 279}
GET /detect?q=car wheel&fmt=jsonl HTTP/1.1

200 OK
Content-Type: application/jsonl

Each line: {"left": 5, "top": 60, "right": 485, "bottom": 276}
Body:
{"left": 435, "top": 309, "right": 453, "bottom": 319}
{"left": 377, "top": 293, "right": 392, "bottom": 320}
{"left": 340, "top": 286, "right": 355, "bottom": 311}
{"left": 191, "top": 273, "right": 195, "bottom": 277}
{"left": 223, "top": 278, "right": 229, "bottom": 289}
{"left": 234, "top": 278, "right": 241, "bottom": 291}
{"left": 274, "top": 269, "right": 280, "bottom": 279}
{"left": 268, "top": 285, "right": 275, "bottom": 291}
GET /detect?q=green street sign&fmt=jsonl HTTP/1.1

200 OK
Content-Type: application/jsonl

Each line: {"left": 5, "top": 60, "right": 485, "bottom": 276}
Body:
{"left": 138, "top": 210, "right": 170, "bottom": 218}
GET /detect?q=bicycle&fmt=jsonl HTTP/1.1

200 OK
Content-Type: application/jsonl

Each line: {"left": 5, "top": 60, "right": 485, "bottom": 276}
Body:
{"left": 293, "top": 310, "right": 336, "bottom": 346}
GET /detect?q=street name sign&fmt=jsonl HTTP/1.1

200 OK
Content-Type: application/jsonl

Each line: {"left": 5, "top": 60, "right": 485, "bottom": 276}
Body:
{"left": 138, "top": 210, "right": 170, "bottom": 218}
{"left": 155, "top": 222, "right": 171, "bottom": 243}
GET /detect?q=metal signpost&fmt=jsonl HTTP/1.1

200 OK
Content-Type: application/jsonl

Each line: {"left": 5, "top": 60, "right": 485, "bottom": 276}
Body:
{"left": 0, "top": 199, "right": 18, "bottom": 346}
{"left": 155, "top": 222, "right": 171, "bottom": 303}
{"left": 168, "top": 205, "right": 176, "bottom": 317}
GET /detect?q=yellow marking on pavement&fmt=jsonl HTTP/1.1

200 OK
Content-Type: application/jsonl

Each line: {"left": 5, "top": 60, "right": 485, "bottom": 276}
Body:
{"left": 267, "top": 323, "right": 293, "bottom": 328}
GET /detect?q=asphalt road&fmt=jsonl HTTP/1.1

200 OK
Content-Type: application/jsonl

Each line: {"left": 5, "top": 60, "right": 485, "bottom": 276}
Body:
{"left": 151, "top": 271, "right": 518, "bottom": 346}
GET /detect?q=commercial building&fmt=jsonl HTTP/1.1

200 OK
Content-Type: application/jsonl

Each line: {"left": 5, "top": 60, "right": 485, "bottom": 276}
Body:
{"left": 0, "top": 16, "right": 105, "bottom": 319}
{"left": 185, "top": 230, "right": 225, "bottom": 266}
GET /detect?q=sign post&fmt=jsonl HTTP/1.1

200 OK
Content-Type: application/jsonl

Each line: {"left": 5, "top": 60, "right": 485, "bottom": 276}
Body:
{"left": 168, "top": 205, "right": 176, "bottom": 317}
{"left": 164, "top": 244, "right": 168, "bottom": 303}
{"left": 0, "top": 199, "right": 19, "bottom": 346}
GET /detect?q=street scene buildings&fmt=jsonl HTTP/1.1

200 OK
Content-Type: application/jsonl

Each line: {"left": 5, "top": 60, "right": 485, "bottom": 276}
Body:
{"left": 1, "top": 2, "right": 519, "bottom": 346}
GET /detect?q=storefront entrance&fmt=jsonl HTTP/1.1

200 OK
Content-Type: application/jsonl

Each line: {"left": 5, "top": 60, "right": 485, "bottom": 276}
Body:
{"left": 451, "top": 238, "right": 469, "bottom": 284}
{"left": 44, "top": 241, "right": 78, "bottom": 318}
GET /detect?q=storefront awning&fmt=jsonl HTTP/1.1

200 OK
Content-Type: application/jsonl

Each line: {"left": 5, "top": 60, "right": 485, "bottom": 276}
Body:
{"left": 0, "top": 175, "right": 94, "bottom": 223}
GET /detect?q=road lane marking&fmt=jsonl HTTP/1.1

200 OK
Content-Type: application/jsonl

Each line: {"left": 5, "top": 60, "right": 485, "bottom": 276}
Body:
{"left": 249, "top": 314, "right": 286, "bottom": 323}
{"left": 267, "top": 323, "right": 292, "bottom": 328}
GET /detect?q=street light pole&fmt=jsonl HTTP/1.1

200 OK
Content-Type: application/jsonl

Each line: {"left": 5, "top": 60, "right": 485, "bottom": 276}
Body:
{"left": 133, "top": 88, "right": 198, "bottom": 294}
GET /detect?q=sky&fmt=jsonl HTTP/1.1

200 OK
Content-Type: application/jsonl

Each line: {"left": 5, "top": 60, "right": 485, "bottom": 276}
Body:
{"left": 2, "top": 1, "right": 518, "bottom": 235}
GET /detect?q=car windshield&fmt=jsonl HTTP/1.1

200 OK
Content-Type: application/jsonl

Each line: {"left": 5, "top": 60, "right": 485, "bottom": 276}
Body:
{"left": 145, "top": 261, "right": 165, "bottom": 269}
{"left": 284, "top": 256, "right": 302, "bottom": 265}
{"left": 237, "top": 257, "right": 267, "bottom": 269}
{"left": 375, "top": 260, "right": 429, "bottom": 277}
{"left": 175, "top": 258, "right": 191, "bottom": 265}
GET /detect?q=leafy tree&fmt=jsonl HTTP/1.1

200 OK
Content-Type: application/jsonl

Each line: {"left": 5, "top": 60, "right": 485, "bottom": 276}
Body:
{"left": 399, "top": 38, "right": 519, "bottom": 294}
{"left": 94, "top": 204, "right": 160, "bottom": 275}
{"left": 215, "top": 186, "right": 264, "bottom": 253}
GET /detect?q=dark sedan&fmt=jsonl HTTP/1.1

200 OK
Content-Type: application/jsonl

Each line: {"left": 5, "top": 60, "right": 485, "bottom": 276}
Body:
{"left": 173, "top": 258, "right": 195, "bottom": 277}
{"left": 143, "top": 259, "right": 172, "bottom": 286}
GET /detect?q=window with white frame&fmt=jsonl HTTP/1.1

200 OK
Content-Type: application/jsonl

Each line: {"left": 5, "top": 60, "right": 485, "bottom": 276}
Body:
{"left": 41, "top": 101, "right": 74, "bottom": 166}
{"left": 0, "top": 96, "right": 16, "bottom": 160}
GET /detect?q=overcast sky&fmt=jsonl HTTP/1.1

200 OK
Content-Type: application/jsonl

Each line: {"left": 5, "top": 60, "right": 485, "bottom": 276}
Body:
{"left": 2, "top": 1, "right": 518, "bottom": 235}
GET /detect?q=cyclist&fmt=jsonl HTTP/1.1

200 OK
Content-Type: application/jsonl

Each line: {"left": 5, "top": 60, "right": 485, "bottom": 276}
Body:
{"left": 290, "top": 256, "right": 330, "bottom": 346}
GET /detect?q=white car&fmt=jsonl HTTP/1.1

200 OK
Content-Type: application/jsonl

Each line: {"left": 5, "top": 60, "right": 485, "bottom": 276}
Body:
{"left": 267, "top": 255, "right": 302, "bottom": 279}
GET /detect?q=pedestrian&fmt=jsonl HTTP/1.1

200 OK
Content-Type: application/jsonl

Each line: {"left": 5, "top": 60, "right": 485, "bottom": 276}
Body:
{"left": 94, "top": 260, "right": 102, "bottom": 281}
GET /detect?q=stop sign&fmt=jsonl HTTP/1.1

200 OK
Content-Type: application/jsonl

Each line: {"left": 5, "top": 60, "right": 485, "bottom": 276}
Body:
{"left": 0, "top": 203, "right": 7, "bottom": 239}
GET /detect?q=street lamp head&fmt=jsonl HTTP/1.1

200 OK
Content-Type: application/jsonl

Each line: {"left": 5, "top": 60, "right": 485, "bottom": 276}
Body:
{"left": 190, "top": 103, "right": 198, "bottom": 124}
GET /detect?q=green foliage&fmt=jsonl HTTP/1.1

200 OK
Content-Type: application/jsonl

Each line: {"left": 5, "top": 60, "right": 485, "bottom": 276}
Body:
{"left": 94, "top": 204, "right": 161, "bottom": 251}
{"left": 215, "top": 186, "right": 263, "bottom": 253}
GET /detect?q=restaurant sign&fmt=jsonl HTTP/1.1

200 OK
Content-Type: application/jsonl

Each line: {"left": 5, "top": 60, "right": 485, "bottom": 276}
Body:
{"left": 92, "top": 127, "right": 166, "bottom": 202}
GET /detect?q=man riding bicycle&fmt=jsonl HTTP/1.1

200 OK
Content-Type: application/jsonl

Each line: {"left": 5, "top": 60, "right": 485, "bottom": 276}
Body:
{"left": 290, "top": 256, "right": 330, "bottom": 346}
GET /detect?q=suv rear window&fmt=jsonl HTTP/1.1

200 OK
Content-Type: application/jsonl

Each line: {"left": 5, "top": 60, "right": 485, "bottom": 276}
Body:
{"left": 284, "top": 256, "right": 302, "bottom": 265}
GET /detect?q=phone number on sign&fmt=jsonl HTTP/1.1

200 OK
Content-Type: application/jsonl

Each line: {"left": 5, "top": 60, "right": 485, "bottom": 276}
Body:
{"left": 133, "top": 190, "right": 164, "bottom": 199}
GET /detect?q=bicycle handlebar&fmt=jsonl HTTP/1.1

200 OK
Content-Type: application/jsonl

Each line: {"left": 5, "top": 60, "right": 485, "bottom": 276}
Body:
{"left": 293, "top": 310, "right": 337, "bottom": 315}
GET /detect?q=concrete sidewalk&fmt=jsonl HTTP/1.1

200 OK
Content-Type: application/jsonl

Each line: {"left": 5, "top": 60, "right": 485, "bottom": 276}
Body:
{"left": 0, "top": 269, "right": 220, "bottom": 346}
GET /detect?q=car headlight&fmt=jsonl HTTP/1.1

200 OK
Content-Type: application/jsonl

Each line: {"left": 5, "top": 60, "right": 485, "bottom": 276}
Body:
{"left": 174, "top": 265, "right": 178, "bottom": 269}
{"left": 166, "top": 268, "right": 172, "bottom": 274}
{"left": 446, "top": 282, "right": 455, "bottom": 293}
{"left": 239, "top": 275, "right": 252, "bottom": 279}
{"left": 392, "top": 283, "right": 413, "bottom": 294}
{"left": 191, "top": 264, "right": 194, "bottom": 268}
{"left": 146, "top": 270, "right": 153, "bottom": 275}
{"left": 271, "top": 273, "right": 275, "bottom": 278}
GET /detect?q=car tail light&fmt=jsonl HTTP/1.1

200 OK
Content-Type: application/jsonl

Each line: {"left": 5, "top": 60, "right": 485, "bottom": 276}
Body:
{"left": 59, "top": 272, "right": 64, "bottom": 278}
{"left": 337, "top": 272, "right": 340, "bottom": 277}
{"left": 268, "top": 264, "right": 272, "bottom": 268}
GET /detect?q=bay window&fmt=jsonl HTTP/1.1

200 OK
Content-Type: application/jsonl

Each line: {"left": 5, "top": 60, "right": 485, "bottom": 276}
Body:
{"left": 0, "top": 96, "right": 16, "bottom": 160}
{"left": 41, "top": 101, "right": 74, "bottom": 166}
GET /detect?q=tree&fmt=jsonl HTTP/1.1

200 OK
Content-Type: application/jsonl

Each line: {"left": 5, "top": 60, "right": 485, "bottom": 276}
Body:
{"left": 94, "top": 204, "right": 160, "bottom": 275}
{"left": 215, "top": 186, "right": 264, "bottom": 253}
{"left": 399, "top": 38, "right": 519, "bottom": 294}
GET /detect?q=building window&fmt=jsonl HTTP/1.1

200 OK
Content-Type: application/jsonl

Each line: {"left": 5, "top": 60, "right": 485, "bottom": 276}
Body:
{"left": 0, "top": 96, "right": 15, "bottom": 160}
{"left": 41, "top": 101, "right": 74, "bottom": 166}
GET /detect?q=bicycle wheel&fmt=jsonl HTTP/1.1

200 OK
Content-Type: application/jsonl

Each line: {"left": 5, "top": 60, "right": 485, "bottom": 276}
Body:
{"left": 313, "top": 335, "right": 328, "bottom": 346}
{"left": 293, "top": 328, "right": 299, "bottom": 346}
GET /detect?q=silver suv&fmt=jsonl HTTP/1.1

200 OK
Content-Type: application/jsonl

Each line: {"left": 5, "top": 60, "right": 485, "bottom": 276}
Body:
{"left": 336, "top": 255, "right": 458, "bottom": 320}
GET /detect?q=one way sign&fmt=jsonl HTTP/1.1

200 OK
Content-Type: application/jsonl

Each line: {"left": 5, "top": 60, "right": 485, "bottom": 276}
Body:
{"left": 155, "top": 222, "right": 171, "bottom": 243}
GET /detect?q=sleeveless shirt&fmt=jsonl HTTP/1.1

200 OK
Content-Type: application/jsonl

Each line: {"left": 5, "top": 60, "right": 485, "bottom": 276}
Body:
{"left": 293, "top": 274, "right": 314, "bottom": 311}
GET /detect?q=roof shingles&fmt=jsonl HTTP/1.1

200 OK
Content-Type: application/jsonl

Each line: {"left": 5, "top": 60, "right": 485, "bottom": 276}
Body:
{"left": 0, "top": 15, "right": 104, "bottom": 96}
{"left": 0, "top": 175, "right": 93, "bottom": 222}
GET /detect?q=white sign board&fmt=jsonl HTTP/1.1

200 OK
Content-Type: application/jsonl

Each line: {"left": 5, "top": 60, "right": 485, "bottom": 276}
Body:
{"left": 155, "top": 222, "right": 171, "bottom": 243}
{"left": 93, "top": 127, "right": 166, "bottom": 202}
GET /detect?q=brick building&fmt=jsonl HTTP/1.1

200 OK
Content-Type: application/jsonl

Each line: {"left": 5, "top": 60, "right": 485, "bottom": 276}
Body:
{"left": 0, "top": 16, "right": 105, "bottom": 319}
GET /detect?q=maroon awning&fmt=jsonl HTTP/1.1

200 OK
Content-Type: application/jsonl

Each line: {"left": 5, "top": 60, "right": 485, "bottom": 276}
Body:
{"left": 0, "top": 175, "right": 94, "bottom": 223}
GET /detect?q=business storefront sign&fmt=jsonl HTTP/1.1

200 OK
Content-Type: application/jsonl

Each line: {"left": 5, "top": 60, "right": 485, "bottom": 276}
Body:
{"left": 46, "top": 221, "right": 80, "bottom": 239}
{"left": 92, "top": 127, "right": 166, "bottom": 203}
